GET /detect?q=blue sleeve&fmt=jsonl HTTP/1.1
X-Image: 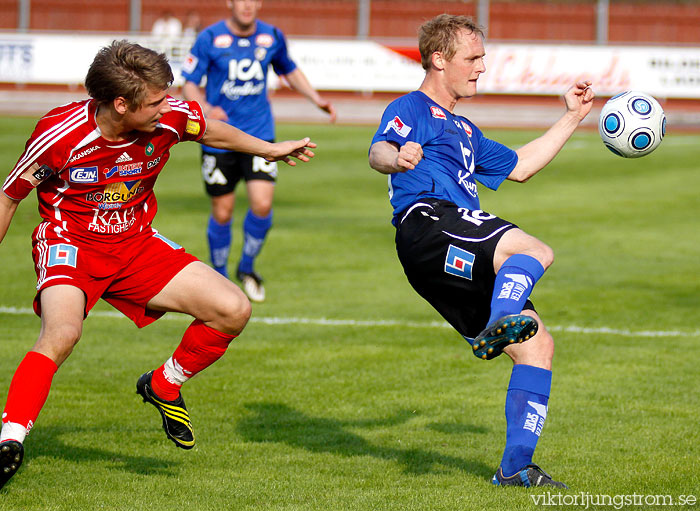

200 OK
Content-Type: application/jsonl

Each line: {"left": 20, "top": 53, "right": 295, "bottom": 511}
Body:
{"left": 270, "top": 28, "right": 297, "bottom": 76}
{"left": 181, "top": 31, "right": 212, "bottom": 85}
{"left": 472, "top": 127, "right": 518, "bottom": 190}
{"left": 371, "top": 96, "right": 431, "bottom": 148}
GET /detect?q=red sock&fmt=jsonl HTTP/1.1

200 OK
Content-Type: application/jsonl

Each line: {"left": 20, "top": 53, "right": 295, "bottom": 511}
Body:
{"left": 151, "top": 320, "right": 235, "bottom": 401}
{"left": 2, "top": 351, "right": 58, "bottom": 433}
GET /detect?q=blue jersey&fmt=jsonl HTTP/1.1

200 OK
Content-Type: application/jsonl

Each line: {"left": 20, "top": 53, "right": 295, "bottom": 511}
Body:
{"left": 371, "top": 91, "right": 518, "bottom": 224}
{"left": 182, "top": 19, "right": 297, "bottom": 151}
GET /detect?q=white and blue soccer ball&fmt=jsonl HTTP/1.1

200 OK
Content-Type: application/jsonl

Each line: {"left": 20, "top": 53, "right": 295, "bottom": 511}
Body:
{"left": 598, "top": 91, "right": 666, "bottom": 158}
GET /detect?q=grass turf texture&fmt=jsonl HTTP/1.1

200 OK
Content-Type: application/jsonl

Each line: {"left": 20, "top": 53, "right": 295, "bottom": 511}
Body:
{"left": 0, "top": 117, "right": 698, "bottom": 510}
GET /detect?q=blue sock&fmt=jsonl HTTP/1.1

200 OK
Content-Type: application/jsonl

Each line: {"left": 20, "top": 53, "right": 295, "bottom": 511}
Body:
{"left": 499, "top": 364, "right": 552, "bottom": 477}
{"left": 207, "top": 215, "right": 232, "bottom": 278}
{"left": 488, "top": 254, "right": 545, "bottom": 325}
{"left": 238, "top": 209, "right": 272, "bottom": 274}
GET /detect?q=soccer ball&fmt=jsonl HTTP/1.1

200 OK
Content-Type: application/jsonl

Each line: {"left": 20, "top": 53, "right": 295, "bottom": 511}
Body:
{"left": 598, "top": 91, "right": 666, "bottom": 158}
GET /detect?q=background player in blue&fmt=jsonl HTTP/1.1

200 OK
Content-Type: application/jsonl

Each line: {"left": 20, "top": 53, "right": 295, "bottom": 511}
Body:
{"left": 369, "top": 15, "right": 595, "bottom": 488}
{"left": 182, "top": 0, "right": 336, "bottom": 302}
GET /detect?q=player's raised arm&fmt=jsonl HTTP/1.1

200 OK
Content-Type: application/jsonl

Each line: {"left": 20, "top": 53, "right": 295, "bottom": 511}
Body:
{"left": 0, "top": 193, "right": 20, "bottom": 244}
{"left": 199, "top": 119, "right": 316, "bottom": 166}
{"left": 369, "top": 140, "right": 423, "bottom": 174}
{"left": 508, "top": 81, "right": 595, "bottom": 183}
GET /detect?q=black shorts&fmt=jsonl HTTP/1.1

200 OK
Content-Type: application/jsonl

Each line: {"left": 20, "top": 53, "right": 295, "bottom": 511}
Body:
{"left": 395, "top": 199, "right": 535, "bottom": 339}
{"left": 201, "top": 149, "right": 278, "bottom": 197}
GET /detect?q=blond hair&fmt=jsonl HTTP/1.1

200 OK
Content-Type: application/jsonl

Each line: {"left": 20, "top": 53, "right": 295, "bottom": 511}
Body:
{"left": 418, "top": 14, "right": 485, "bottom": 70}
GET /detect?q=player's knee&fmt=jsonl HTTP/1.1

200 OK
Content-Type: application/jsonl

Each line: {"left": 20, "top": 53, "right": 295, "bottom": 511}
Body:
{"left": 35, "top": 323, "right": 83, "bottom": 364}
{"left": 528, "top": 241, "right": 554, "bottom": 270}
{"left": 217, "top": 292, "right": 252, "bottom": 335}
{"left": 250, "top": 200, "right": 272, "bottom": 217}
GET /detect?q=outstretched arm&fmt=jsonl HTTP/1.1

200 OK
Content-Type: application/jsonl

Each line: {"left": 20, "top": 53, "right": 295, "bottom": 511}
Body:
{"left": 199, "top": 119, "right": 316, "bottom": 166}
{"left": 508, "top": 81, "right": 595, "bottom": 182}
{"left": 0, "top": 193, "right": 19, "bottom": 244}
{"left": 283, "top": 68, "right": 337, "bottom": 123}
{"left": 369, "top": 141, "right": 423, "bottom": 175}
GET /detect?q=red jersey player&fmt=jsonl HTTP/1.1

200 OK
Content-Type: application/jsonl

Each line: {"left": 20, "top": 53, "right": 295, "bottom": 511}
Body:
{"left": 0, "top": 40, "right": 316, "bottom": 489}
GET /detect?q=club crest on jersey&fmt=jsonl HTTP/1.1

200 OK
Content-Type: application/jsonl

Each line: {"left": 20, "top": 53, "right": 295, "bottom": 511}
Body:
{"left": 444, "top": 244, "right": 475, "bottom": 280}
{"left": 69, "top": 166, "right": 99, "bottom": 183}
{"left": 237, "top": 38, "right": 251, "bottom": 47}
{"left": 461, "top": 121, "right": 472, "bottom": 136}
{"left": 104, "top": 163, "right": 143, "bottom": 179}
{"left": 214, "top": 35, "right": 233, "bottom": 48}
{"left": 430, "top": 106, "right": 447, "bottom": 120}
{"left": 145, "top": 143, "right": 155, "bottom": 156}
{"left": 384, "top": 116, "right": 412, "bottom": 138}
{"left": 254, "top": 47, "right": 267, "bottom": 61}
{"left": 255, "top": 33, "right": 274, "bottom": 48}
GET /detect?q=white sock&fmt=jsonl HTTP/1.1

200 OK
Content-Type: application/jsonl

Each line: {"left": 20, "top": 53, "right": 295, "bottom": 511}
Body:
{"left": 0, "top": 421, "right": 27, "bottom": 444}
{"left": 162, "top": 357, "right": 190, "bottom": 386}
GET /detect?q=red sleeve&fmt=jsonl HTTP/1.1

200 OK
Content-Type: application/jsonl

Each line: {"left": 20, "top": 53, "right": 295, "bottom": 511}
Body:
{"left": 2, "top": 110, "right": 82, "bottom": 201}
{"left": 160, "top": 97, "right": 207, "bottom": 143}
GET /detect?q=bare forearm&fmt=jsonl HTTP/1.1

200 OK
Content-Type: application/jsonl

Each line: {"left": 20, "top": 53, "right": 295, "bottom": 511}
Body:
{"left": 0, "top": 193, "right": 19, "bottom": 244}
{"left": 511, "top": 111, "right": 583, "bottom": 182}
{"left": 369, "top": 142, "right": 401, "bottom": 174}
{"left": 285, "top": 69, "right": 322, "bottom": 104}
{"left": 199, "top": 119, "right": 275, "bottom": 157}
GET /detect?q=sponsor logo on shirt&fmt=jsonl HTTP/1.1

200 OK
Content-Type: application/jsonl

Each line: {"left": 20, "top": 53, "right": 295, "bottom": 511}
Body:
{"left": 69, "top": 166, "right": 99, "bottom": 183}
{"left": 67, "top": 145, "right": 101, "bottom": 163}
{"left": 104, "top": 163, "right": 143, "bottom": 179}
{"left": 461, "top": 121, "right": 472, "bottom": 136}
{"left": 88, "top": 205, "right": 137, "bottom": 234}
{"left": 238, "top": 38, "right": 251, "bottom": 47}
{"left": 147, "top": 157, "right": 162, "bottom": 170}
{"left": 430, "top": 106, "right": 446, "bottom": 120}
{"left": 86, "top": 180, "right": 143, "bottom": 205}
{"left": 255, "top": 33, "right": 274, "bottom": 48}
{"left": 214, "top": 34, "right": 233, "bottom": 48}
{"left": 384, "top": 116, "right": 412, "bottom": 138}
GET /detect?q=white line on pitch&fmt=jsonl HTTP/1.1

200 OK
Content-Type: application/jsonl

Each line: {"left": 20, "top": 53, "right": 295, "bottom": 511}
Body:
{"left": 1, "top": 306, "right": 697, "bottom": 338}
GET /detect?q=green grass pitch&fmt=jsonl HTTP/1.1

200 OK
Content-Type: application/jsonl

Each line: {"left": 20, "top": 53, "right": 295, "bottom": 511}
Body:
{"left": 0, "top": 116, "right": 698, "bottom": 510}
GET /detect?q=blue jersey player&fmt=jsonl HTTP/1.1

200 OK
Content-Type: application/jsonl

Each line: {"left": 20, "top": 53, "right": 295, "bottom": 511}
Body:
{"left": 369, "top": 15, "right": 595, "bottom": 488}
{"left": 183, "top": 0, "right": 335, "bottom": 302}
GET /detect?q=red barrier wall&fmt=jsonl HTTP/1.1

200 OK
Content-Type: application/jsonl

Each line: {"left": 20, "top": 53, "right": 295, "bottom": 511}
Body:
{"left": 4, "top": 0, "right": 700, "bottom": 44}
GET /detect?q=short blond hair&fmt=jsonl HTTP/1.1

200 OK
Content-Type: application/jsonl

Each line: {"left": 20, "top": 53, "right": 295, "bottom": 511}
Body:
{"left": 85, "top": 40, "right": 174, "bottom": 110}
{"left": 418, "top": 14, "right": 484, "bottom": 70}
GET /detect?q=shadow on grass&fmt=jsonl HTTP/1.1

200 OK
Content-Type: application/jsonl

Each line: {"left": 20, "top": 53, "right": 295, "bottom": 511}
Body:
{"left": 26, "top": 425, "right": 179, "bottom": 476}
{"left": 236, "top": 402, "right": 493, "bottom": 478}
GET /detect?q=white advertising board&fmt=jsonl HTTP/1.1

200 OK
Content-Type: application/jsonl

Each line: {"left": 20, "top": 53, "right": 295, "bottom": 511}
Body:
{"left": 1, "top": 32, "right": 699, "bottom": 98}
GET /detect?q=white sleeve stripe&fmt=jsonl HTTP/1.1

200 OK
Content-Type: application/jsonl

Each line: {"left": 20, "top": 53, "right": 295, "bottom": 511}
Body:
{"left": 169, "top": 106, "right": 191, "bottom": 115}
{"left": 7, "top": 105, "right": 88, "bottom": 181}
{"left": 4, "top": 105, "right": 89, "bottom": 190}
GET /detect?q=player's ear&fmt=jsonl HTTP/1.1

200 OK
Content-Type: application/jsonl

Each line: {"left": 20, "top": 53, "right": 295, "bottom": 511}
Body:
{"left": 431, "top": 52, "right": 445, "bottom": 71}
{"left": 113, "top": 97, "right": 129, "bottom": 115}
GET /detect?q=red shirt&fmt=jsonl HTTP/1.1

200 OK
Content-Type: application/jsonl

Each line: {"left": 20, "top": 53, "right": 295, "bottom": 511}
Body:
{"left": 3, "top": 97, "right": 206, "bottom": 243}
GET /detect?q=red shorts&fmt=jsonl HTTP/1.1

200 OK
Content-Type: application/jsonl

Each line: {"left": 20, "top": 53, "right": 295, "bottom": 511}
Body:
{"left": 32, "top": 224, "right": 199, "bottom": 327}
